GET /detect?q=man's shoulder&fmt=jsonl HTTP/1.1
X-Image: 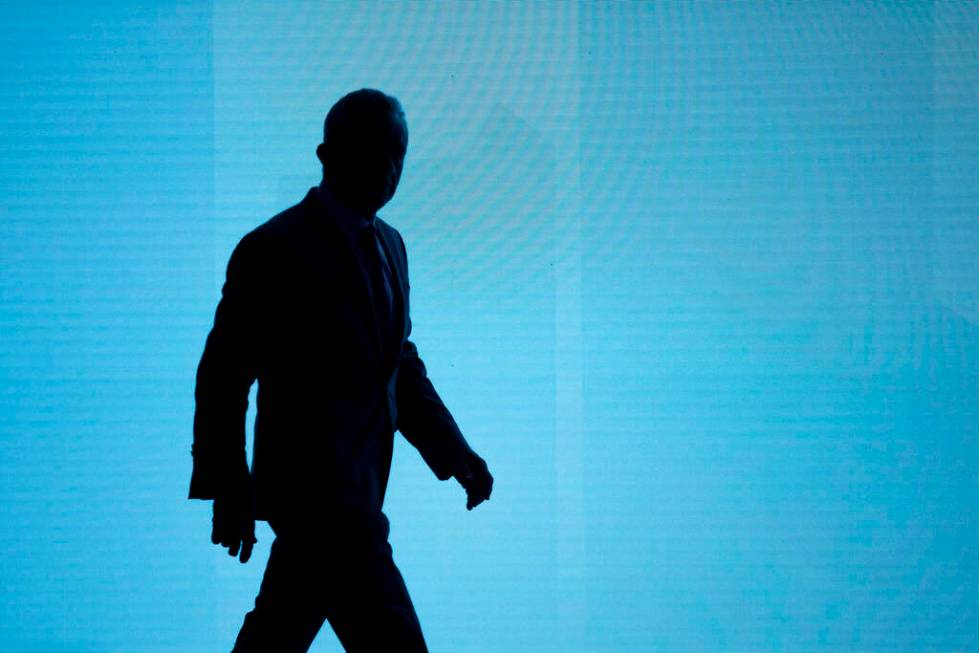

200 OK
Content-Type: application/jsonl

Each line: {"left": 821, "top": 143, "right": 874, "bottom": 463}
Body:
{"left": 232, "top": 189, "right": 319, "bottom": 258}
{"left": 254, "top": 191, "right": 316, "bottom": 240}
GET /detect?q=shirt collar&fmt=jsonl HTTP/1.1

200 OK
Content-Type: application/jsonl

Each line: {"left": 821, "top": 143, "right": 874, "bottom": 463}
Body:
{"left": 316, "top": 179, "right": 376, "bottom": 241}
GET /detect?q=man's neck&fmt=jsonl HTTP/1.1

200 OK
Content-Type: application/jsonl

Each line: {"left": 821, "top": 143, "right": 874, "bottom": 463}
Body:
{"left": 318, "top": 178, "right": 374, "bottom": 223}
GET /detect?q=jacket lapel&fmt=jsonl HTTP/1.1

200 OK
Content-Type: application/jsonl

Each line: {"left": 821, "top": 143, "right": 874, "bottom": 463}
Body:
{"left": 374, "top": 220, "right": 406, "bottom": 370}
{"left": 299, "top": 190, "right": 382, "bottom": 367}
{"left": 300, "top": 189, "right": 406, "bottom": 372}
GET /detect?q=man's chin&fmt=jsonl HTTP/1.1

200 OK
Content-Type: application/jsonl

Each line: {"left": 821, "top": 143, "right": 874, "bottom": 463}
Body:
{"left": 370, "top": 194, "right": 393, "bottom": 214}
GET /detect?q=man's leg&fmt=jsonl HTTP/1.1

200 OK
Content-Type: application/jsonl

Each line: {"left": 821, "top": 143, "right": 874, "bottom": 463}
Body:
{"left": 323, "top": 540, "right": 429, "bottom": 653}
{"left": 230, "top": 534, "right": 328, "bottom": 653}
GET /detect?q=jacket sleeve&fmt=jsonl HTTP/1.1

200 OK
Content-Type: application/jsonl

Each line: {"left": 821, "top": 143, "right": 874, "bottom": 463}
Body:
{"left": 394, "top": 233, "right": 472, "bottom": 481}
{"left": 188, "top": 231, "right": 264, "bottom": 500}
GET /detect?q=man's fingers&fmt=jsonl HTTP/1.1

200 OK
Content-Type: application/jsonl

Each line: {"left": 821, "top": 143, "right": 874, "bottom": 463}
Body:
{"left": 240, "top": 536, "right": 254, "bottom": 564}
{"left": 213, "top": 499, "right": 230, "bottom": 545}
{"left": 475, "top": 469, "right": 492, "bottom": 499}
{"left": 213, "top": 521, "right": 230, "bottom": 547}
{"left": 460, "top": 459, "right": 493, "bottom": 510}
{"left": 465, "top": 487, "right": 488, "bottom": 510}
{"left": 215, "top": 520, "right": 236, "bottom": 550}
{"left": 212, "top": 494, "right": 257, "bottom": 562}
{"left": 218, "top": 520, "right": 233, "bottom": 548}
{"left": 469, "top": 456, "right": 492, "bottom": 496}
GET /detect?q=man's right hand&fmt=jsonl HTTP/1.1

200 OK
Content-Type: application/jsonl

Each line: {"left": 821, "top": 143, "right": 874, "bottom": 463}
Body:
{"left": 212, "top": 488, "right": 257, "bottom": 563}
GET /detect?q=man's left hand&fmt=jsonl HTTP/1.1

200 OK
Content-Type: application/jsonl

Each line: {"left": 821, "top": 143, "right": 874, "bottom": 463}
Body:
{"left": 452, "top": 449, "right": 493, "bottom": 510}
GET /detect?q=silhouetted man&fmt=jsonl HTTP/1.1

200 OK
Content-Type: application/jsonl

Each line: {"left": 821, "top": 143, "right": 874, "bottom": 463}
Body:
{"left": 189, "top": 88, "right": 493, "bottom": 652}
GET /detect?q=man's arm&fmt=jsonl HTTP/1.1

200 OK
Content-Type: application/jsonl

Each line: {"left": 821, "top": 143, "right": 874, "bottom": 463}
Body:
{"left": 397, "top": 330, "right": 472, "bottom": 481}
{"left": 398, "top": 331, "right": 493, "bottom": 509}
{"left": 188, "top": 231, "right": 264, "bottom": 500}
{"left": 393, "top": 233, "right": 492, "bottom": 509}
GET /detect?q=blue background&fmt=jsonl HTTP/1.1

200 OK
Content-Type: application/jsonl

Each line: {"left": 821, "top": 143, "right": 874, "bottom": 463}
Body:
{"left": 1, "top": 2, "right": 977, "bottom": 651}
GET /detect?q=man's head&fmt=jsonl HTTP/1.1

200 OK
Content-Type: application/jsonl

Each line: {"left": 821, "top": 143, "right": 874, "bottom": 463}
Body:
{"left": 316, "top": 88, "right": 408, "bottom": 217}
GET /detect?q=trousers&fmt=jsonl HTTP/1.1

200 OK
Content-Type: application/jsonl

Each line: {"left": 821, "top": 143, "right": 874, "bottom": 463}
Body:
{"left": 230, "top": 517, "right": 429, "bottom": 652}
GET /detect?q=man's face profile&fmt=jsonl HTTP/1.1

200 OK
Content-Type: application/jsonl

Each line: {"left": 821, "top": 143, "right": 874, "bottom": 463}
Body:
{"left": 318, "top": 103, "right": 408, "bottom": 217}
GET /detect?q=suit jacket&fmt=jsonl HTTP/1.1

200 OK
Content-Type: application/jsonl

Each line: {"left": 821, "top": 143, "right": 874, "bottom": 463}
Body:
{"left": 189, "top": 187, "right": 471, "bottom": 540}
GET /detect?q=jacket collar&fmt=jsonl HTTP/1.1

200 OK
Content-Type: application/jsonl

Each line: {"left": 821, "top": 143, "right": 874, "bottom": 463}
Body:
{"left": 315, "top": 179, "right": 377, "bottom": 239}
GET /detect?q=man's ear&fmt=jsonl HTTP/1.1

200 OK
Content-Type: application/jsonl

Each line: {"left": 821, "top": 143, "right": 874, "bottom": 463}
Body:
{"left": 315, "top": 142, "right": 328, "bottom": 166}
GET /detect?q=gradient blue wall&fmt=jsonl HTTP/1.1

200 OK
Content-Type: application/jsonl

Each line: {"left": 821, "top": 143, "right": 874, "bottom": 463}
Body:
{"left": 1, "top": 2, "right": 976, "bottom": 651}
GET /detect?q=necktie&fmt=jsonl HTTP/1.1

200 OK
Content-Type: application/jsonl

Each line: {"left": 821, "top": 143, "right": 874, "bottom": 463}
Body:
{"left": 358, "top": 223, "right": 393, "bottom": 357}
